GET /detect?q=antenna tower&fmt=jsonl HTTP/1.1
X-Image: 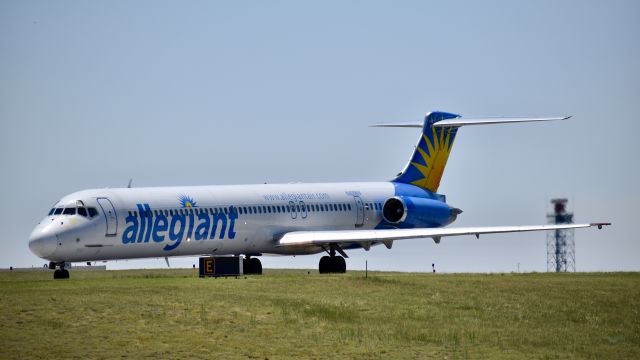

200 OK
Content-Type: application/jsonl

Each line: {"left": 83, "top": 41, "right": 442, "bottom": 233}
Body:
{"left": 547, "top": 198, "right": 575, "bottom": 272}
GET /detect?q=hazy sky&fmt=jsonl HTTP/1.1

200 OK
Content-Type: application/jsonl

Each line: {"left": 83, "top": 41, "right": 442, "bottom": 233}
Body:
{"left": 1, "top": 1, "right": 638, "bottom": 272}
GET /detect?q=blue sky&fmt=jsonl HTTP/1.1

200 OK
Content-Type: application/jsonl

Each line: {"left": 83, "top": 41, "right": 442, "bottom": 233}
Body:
{"left": 1, "top": 0, "right": 638, "bottom": 272}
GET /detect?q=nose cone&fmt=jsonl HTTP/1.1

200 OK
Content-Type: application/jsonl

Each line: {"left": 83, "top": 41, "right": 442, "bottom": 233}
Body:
{"left": 28, "top": 229, "right": 58, "bottom": 259}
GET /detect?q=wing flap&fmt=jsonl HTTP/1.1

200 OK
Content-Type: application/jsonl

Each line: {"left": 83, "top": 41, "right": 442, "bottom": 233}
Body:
{"left": 277, "top": 223, "right": 609, "bottom": 247}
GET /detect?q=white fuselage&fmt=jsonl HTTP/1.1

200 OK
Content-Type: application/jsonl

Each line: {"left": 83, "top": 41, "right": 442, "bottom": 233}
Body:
{"left": 29, "top": 182, "right": 400, "bottom": 263}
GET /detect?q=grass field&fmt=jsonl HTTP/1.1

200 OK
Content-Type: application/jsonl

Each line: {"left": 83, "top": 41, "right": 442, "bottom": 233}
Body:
{"left": 1, "top": 269, "right": 638, "bottom": 359}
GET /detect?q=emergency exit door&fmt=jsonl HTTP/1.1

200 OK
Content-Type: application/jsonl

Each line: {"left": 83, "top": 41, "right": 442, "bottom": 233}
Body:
{"left": 97, "top": 197, "right": 118, "bottom": 236}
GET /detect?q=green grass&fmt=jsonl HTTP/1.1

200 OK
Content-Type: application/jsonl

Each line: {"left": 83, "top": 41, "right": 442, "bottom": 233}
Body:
{"left": 1, "top": 269, "right": 638, "bottom": 359}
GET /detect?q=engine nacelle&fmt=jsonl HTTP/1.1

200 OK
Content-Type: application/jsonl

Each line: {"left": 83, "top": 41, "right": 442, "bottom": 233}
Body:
{"left": 382, "top": 196, "right": 460, "bottom": 228}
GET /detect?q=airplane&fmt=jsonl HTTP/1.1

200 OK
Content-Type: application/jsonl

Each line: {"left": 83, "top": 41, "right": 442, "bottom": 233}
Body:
{"left": 28, "top": 111, "right": 610, "bottom": 279}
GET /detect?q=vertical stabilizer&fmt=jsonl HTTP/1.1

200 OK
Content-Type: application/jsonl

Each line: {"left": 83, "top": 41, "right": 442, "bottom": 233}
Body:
{"left": 394, "top": 111, "right": 460, "bottom": 192}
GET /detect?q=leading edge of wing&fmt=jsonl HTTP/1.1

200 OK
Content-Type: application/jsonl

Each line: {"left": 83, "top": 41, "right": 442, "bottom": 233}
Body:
{"left": 277, "top": 223, "right": 610, "bottom": 247}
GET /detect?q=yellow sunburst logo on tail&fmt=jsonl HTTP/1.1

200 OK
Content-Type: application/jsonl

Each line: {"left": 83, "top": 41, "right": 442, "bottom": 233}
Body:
{"left": 409, "top": 127, "right": 455, "bottom": 192}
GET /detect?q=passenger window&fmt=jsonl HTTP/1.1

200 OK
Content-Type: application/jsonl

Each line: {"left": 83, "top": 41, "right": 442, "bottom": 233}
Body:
{"left": 78, "top": 207, "right": 88, "bottom": 217}
{"left": 348, "top": 204, "right": 352, "bottom": 211}
{"left": 88, "top": 207, "right": 98, "bottom": 217}
{"left": 63, "top": 207, "right": 76, "bottom": 215}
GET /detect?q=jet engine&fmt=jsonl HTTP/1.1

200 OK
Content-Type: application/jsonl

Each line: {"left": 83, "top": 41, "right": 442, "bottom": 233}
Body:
{"left": 382, "top": 196, "right": 461, "bottom": 228}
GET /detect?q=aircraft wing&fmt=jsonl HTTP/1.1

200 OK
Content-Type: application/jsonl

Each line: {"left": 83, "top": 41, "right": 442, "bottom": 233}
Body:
{"left": 277, "top": 223, "right": 610, "bottom": 248}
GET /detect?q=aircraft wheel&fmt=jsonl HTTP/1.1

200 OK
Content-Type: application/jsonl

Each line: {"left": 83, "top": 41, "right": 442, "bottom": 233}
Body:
{"left": 62, "top": 269, "right": 70, "bottom": 279}
{"left": 335, "top": 256, "right": 346, "bottom": 273}
{"left": 250, "top": 258, "right": 262, "bottom": 275}
{"left": 319, "top": 256, "right": 331, "bottom": 274}
{"left": 53, "top": 269, "right": 64, "bottom": 279}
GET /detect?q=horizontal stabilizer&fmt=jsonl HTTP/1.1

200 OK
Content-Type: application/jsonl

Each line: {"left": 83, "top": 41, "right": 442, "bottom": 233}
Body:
{"left": 370, "top": 116, "right": 570, "bottom": 128}
{"left": 433, "top": 116, "right": 571, "bottom": 128}
{"left": 369, "top": 122, "right": 424, "bottom": 128}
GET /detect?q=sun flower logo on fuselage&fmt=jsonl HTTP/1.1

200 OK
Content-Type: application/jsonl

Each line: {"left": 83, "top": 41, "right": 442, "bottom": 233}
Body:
{"left": 179, "top": 195, "right": 197, "bottom": 208}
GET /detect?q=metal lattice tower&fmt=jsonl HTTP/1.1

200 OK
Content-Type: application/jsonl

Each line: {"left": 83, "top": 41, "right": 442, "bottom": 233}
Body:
{"left": 546, "top": 198, "right": 575, "bottom": 272}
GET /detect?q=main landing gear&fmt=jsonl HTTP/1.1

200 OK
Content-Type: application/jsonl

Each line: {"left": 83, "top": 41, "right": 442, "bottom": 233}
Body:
{"left": 243, "top": 256, "right": 263, "bottom": 275}
{"left": 318, "top": 244, "right": 347, "bottom": 274}
{"left": 319, "top": 255, "right": 346, "bottom": 274}
{"left": 50, "top": 262, "right": 69, "bottom": 279}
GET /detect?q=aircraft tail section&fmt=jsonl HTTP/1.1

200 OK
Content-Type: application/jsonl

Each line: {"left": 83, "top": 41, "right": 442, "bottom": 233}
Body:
{"left": 394, "top": 111, "right": 460, "bottom": 192}
{"left": 372, "top": 111, "right": 570, "bottom": 193}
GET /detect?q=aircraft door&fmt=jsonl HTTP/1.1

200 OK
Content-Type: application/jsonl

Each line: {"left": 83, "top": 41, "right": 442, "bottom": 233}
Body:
{"left": 289, "top": 201, "right": 297, "bottom": 219}
{"left": 97, "top": 197, "right": 118, "bottom": 236}
{"left": 299, "top": 201, "right": 308, "bottom": 219}
{"left": 354, "top": 196, "right": 364, "bottom": 228}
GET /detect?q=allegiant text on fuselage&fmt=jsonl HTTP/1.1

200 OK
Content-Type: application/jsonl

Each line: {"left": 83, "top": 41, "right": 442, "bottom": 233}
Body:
{"left": 122, "top": 204, "right": 238, "bottom": 251}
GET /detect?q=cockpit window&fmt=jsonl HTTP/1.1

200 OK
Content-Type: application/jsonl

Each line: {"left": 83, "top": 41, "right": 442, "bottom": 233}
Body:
{"left": 63, "top": 207, "right": 76, "bottom": 215}
{"left": 48, "top": 208, "right": 55, "bottom": 216}
{"left": 54, "top": 208, "right": 63, "bottom": 215}
{"left": 88, "top": 207, "right": 98, "bottom": 218}
{"left": 78, "top": 207, "right": 88, "bottom": 217}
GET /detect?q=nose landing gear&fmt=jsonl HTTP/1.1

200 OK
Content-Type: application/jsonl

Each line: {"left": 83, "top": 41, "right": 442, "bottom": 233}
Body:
{"left": 50, "top": 262, "right": 70, "bottom": 279}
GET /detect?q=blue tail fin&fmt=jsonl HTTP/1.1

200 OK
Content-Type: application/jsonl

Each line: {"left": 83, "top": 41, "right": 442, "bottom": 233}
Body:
{"left": 394, "top": 111, "right": 460, "bottom": 192}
